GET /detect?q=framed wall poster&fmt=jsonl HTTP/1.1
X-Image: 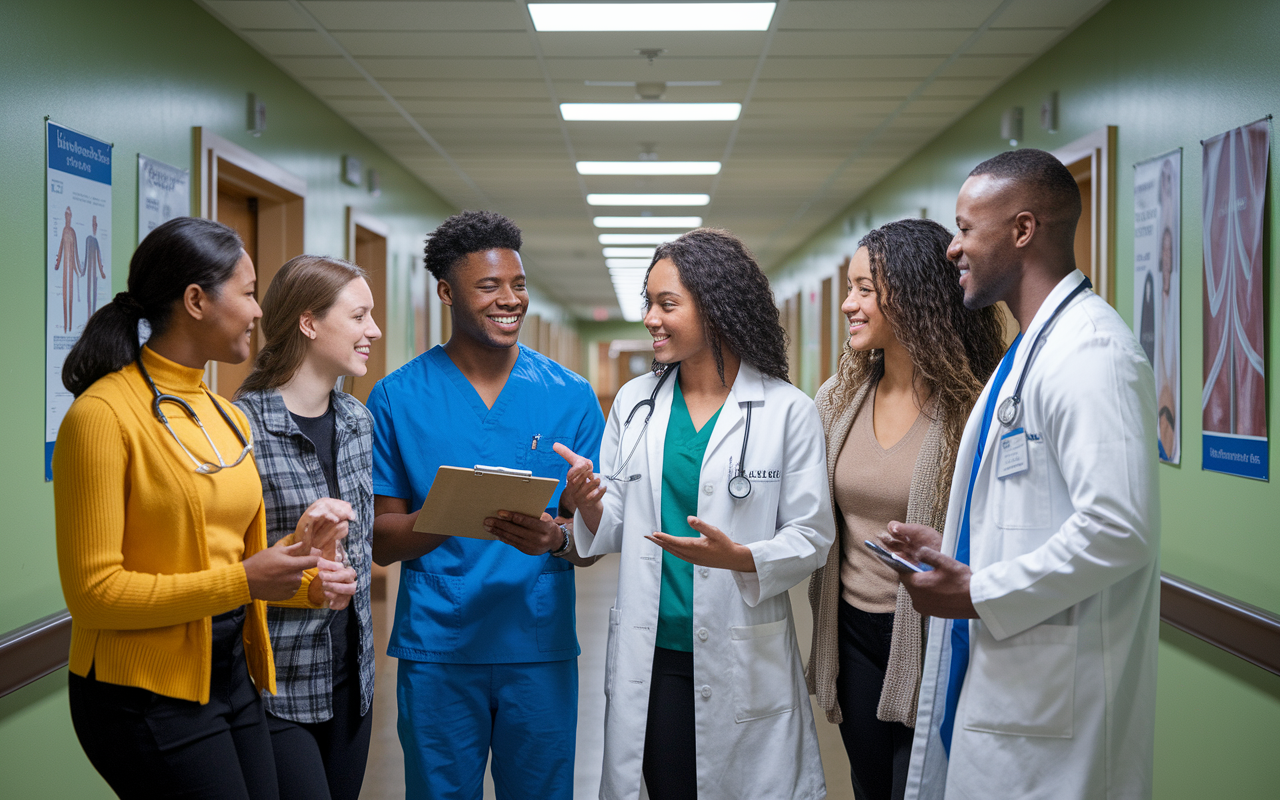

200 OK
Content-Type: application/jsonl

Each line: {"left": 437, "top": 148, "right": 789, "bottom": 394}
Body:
{"left": 1133, "top": 149, "right": 1181, "bottom": 464}
{"left": 1201, "top": 118, "right": 1268, "bottom": 480}
{"left": 46, "top": 120, "right": 112, "bottom": 480}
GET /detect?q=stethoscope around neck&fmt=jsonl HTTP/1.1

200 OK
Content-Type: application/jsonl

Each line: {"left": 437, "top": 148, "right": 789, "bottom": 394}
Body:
{"left": 996, "top": 276, "right": 1093, "bottom": 428}
{"left": 606, "top": 364, "right": 756, "bottom": 499}
{"left": 136, "top": 355, "right": 252, "bottom": 474}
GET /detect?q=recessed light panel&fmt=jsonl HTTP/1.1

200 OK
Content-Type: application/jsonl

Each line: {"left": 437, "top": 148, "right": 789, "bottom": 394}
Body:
{"left": 562, "top": 103, "right": 740, "bottom": 122}
{"left": 577, "top": 161, "right": 722, "bottom": 175}
{"left": 588, "top": 194, "right": 710, "bottom": 206}
{"left": 599, "top": 233, "right": 682, "bottom": 245}
{"left": 529, "top": 3, "right": 776, "bottom": 32}
{"left": 602, "top": 247, "right": 657, "bottom": 258}
{"left": 607, "top": 259, "right": 655, "bottom": 269}
{"left": 594, "top": 216, "right": 702, "bottom": 228}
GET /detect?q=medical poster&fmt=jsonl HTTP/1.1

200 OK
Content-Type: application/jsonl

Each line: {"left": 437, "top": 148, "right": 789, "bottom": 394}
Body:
{"left": 1133, "top": 150, "right": 1181, "bottom": 464}
{"left": 1201, "top": 118, "right": 1268, "bottom": 481}
{"left": 46, "top": 120, "right": 112, "bottom": 481}
{"left": 137, "top": 154, "right": 189, "bottom": 244}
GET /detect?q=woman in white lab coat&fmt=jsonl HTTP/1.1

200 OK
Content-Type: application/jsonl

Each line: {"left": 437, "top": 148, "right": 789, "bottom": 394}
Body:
{"left": 556, "top": 228, "right": 835, "bottom": 800}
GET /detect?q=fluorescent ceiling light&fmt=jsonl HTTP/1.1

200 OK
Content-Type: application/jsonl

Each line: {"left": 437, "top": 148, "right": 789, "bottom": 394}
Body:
{"left": 607, "top": 259, "right": 654, "bottom": 269}
{"left": 594, "top": 216, "right": 702, "bottom": 228}
{"left": 562, "top": 103, "right": 740, "bottom": 122}
{"left": 578, "top": 161, "right": 722, "bottom": 176}
{"left": 599, "top": 233, "right": 681, "bottom": 245}
{"left": 602, "top": 247, "right": 656, "bottom": 258}
{"left": 529, "top": 3, "right": 776, "bottom": 32}
{"left": 588, "top": 194, "right": 709, "bottom": 207}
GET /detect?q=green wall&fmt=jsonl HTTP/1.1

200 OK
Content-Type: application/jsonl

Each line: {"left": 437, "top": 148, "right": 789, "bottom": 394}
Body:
{"left": 0, "top": 1, "right": 469, "bottom": 793}
{"left": 768, "top": 0, "right": 1280, "bottom": 795}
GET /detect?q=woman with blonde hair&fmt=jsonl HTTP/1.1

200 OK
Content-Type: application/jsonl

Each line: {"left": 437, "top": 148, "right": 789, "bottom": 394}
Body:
{"left": 806, "top": 218, "right": 1006, "bottom": 800}
{"left": 55, "top": 217, "right": 346, "bottom": 799}
{"left": 234, "top": 255, "right": 381, "bottom": 800}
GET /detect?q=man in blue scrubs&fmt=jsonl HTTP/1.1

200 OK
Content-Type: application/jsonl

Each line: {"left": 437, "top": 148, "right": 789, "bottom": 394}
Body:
{"left": 369, "top": 210, "right": 604, "bottom": 799}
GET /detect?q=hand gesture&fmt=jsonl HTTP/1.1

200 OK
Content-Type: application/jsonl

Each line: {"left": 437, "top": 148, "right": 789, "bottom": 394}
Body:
{"left": 485, "top": 510, "right": 564, "bottom": 556}
{"left": 554, "top": 442, "right": 605, "bottom": 534}
{"left": 244, "top": 540, "right": 320, "bottom": 601}
{"left": 293, "top": 498, "right": 355, "bottom": 558}
{"left": 879, "top": 521, "right": 976, "bottom": 619}
{"left": 646, "top": 516, "right": 756, "bottom": 573}
{"left": 312, "top": 544, "right": 358, "bottom": 610}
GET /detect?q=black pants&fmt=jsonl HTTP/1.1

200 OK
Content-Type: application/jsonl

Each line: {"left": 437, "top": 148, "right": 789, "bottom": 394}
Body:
{"left": 642, "top": 647, "right": 697, "bottom": 800}
{"left": 267, "top": 672, "right": 372, "bottom": 800}
{"left": 836, "top": 599, "right": 913, "bottom": 800}
{"left": 68, "top": 608, "right": 279, "bottom": 800}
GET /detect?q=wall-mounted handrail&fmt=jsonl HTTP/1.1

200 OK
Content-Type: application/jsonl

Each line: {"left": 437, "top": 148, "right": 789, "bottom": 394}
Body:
{"left": 1, "top": 572, "right": 1277, "bottom": 700}
{"left": 1159, "top": 572, "right": 1280, "bottom": 676}
{"left": 0, "top": 609, "right": 72, "bottom": 698}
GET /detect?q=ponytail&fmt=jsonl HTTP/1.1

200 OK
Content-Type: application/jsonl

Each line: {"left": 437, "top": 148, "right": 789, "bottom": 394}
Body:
{"left": 62, "top": 217, "right": 244, "bottom": 396}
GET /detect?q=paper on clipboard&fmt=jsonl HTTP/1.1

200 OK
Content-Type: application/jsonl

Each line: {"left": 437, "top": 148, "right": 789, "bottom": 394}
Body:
{"left": 412, "top": 465, "right": 559, "bottom": 540}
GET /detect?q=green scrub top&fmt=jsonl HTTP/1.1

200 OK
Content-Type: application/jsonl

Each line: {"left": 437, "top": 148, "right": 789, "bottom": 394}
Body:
{"left": 655, "top": 380, "right": 723, "bottom": 652}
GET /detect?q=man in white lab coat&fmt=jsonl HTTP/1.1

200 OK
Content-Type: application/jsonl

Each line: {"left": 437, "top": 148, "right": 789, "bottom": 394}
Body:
{"left": 881, "top": 149, "right": 1160, "bottom": 799}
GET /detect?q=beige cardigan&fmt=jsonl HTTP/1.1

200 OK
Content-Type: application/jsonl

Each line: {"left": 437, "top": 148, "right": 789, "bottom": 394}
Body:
{"left": 805, "top": 376, "right": 949, "bottom": 726}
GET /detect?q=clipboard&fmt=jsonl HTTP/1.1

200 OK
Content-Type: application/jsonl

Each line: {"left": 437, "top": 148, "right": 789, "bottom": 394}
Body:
{"left": 412, "top": 465, "right": 559, "bottom": 540}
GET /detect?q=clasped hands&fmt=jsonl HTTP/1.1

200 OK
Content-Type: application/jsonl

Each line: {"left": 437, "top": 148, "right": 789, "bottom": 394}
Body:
{"left": 543, "top": 443, "right": 756, "bottom": 573}
{"left": 244, "top": 498, "right": 358, "bottom": 608}
{"left": 877, "top": 522, "right": 978, "bottom": 619}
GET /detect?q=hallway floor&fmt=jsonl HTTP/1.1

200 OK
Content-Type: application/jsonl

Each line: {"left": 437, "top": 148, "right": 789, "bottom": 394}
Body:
{"left": 359, "top": 558, "right": 854, "bottom": 799}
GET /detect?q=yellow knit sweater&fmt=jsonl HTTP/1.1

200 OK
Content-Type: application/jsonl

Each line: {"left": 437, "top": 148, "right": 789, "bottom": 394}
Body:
{"left": 54, "top": 347, "right": 276, "bottom": 704}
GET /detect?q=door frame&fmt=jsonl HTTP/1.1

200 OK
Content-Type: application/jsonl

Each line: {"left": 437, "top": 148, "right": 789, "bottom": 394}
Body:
{"left": 193, "top": 128, "right": 306, "bottom": 393}
{"left": 1052, "top": 126, "right": 1116, "bottom": 305}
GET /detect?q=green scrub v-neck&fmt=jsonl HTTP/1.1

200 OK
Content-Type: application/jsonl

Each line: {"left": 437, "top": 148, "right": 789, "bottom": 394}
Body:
{"left": 655, "top": 380, "right": 723, "bottom": 652}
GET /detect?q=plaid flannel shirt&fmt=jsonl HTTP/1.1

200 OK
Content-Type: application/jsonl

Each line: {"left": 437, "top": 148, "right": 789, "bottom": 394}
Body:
{"left": 235, "top": 388, "right": 375, "bottom": 723}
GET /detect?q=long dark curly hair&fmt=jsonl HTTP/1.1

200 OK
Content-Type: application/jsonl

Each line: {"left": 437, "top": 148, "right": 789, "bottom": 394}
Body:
{"left": 830, "top": 218, "right": 1007, "bottom": 508}
{"left": 646, "top": 228, "right": 789, "bottom": 384}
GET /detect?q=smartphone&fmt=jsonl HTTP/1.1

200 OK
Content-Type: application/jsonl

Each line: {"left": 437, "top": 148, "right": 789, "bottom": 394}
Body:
{"left": 864, "top": 539, "right": 933, "bottom": 573}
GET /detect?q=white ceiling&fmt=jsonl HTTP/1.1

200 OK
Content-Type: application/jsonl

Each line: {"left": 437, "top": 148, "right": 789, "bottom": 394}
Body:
{"left": 196, "top": 0, "right": 1110, "bottom": 319}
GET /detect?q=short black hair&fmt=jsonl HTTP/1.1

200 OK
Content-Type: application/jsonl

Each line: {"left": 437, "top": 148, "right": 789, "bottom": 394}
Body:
{"left": 969, "top": 148, "right": 1082, "bottom": 236}
{"left": 424, "top": 210, "right": 523, "bottom": 281}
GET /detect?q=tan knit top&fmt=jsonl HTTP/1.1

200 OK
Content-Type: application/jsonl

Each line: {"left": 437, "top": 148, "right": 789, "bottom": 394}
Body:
{"left": 806, "top": 376, "right": 949, "bottom": 726}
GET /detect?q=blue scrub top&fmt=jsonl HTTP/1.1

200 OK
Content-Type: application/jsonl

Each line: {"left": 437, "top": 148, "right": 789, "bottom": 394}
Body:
{"left": 369, "top": 344, "right": 605, "bottom": 664}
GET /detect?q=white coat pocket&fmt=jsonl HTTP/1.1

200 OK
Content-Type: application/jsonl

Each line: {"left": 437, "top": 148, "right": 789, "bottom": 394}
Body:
{"left": 605, "top": 607, "right": 620, "bottom": 699}
{"left": 962, "top": 621, "right": 1077, "bottom": 738}
{"left": 729, "top": 619, "right": 799, "bottom": 722}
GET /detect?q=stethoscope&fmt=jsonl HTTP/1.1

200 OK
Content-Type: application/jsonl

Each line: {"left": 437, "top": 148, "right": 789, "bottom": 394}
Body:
{"left": 606, "top": 365, "right": 756, "bottom": 499}
{"left": 137, "top": 356, "right": 252, "bottom": 474}
{"left": 996, "top": 276, "right": 1093, "bottom": 428}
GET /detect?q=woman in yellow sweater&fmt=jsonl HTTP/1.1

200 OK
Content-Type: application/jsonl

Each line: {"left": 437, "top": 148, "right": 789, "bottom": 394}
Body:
{"left": 54, "top": 217, "right": 350, "bottom": 800}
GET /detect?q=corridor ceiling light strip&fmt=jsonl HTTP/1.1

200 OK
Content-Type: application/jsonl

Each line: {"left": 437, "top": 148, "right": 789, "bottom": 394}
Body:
{"left": 607, "top": 259, "right": 655, "bottom": 269}
{"left": 602, "top": 247, "right": 657, "bottom": 258}
{"left": 599, "top": 233, "right": 682, "bottom": 245}
{"left": 594, "top": 216, "right": 702, "bottom": 228}
{"left": 588, "top": 193, "right": 710, "bottom": 206}
{"left": 562, "top": 103, "right": 741, "bottom": 122}
{"left": 529, "top": 3, "right": 776, "bottom": 32}
{"left": 577, "top": 161, "right": 722, "bottom": 176}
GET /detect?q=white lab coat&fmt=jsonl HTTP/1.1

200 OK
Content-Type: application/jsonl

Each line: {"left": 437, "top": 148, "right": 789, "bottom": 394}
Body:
{"left": 575, "top": 362, "right": 833, "bottom": 800}
{"left": 905, "top": 271, "right": 1161, "bottom": 800}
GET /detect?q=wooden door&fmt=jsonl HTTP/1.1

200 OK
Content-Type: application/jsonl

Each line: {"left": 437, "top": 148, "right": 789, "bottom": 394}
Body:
{"left": 346, "top": 221, "right": 388, "bottom": 405}
{"left": 819, "top": 277, "right": 833, "bottom": 384}
{"left": 214, "top": 188, "right": 258, "bottom": 396}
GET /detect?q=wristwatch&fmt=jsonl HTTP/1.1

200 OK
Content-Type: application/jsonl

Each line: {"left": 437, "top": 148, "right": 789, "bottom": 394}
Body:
{"left": 550, "top": 523, "right": 572, "bottom": 557}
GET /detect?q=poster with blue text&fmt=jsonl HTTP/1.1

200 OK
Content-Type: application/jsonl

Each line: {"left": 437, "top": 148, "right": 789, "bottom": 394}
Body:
{"left": 1133, "top": 150, "right": 1181, "bottom": 464}
{"left": 46, "top": 120, "right": 112, "bottom": 481}
{"left": 1201, "top": 118, "right": 1268, "bottom": 480}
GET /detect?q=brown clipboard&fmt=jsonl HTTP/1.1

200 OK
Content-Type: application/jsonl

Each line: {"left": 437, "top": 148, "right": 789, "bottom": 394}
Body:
{"left": 412, "top": 465, "right": 559, "bottom": 540}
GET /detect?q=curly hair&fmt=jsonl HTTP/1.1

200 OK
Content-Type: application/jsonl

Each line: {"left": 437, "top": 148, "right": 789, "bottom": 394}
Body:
{"left": 647, "top": 228, "right": 789, "bottom": 384}
{"left": 424, "top": 210, "right": 522, "bottom": 281}
{"left": 830, "top": 218, "right": 1007, "bottom": 510}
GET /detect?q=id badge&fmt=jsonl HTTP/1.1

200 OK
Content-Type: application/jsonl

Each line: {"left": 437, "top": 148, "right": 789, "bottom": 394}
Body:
{"left": 996, "top": 428, "right": 1029, "bottom": 479}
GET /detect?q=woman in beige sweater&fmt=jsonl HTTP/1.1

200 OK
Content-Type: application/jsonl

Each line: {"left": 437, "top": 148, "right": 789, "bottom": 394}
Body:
{"left": 806, "top": 219, "right": 1005, "bottom": 799}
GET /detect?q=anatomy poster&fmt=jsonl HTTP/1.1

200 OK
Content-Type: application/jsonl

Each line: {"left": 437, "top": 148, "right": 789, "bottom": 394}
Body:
{"left": 137, "top": 154, "right": 189, "bottom": 244}
{"left": 1133, "top": 150, "right": 1181, "bottom": 464}
{"left": 46, "top": 120, "right": 112, "bottom": 481}
{"left": 1201, "top": 118, "right": 1268, "bottom": 481}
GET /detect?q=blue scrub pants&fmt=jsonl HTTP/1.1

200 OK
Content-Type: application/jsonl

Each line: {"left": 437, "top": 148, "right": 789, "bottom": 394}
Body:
{"left": 397, "top": 658, "right": 578, "bottom": 800}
